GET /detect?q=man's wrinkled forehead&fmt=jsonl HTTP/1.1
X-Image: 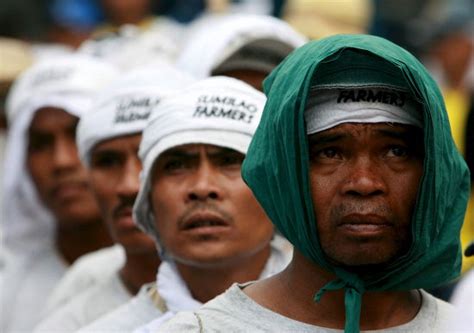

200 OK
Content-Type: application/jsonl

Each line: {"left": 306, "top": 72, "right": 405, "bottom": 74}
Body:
{"left": 90, "top": 132, "right": 142, "bottom": 156}
{"left": 29, "top": 106, "right": 78, "bottom": 132}
{"left": 308, "top": 122, "right": 424, "bottom": 142}
{"left": 158, "top": 143, "right": 243, "bottom": 160}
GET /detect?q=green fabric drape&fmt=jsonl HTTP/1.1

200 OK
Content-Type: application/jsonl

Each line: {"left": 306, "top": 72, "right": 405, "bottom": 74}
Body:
{"left": 242, "top": 34, "right": 470, "bottom": 332}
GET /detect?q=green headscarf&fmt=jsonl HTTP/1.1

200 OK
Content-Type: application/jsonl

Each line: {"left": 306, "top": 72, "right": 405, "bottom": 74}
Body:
{"left": 242, "top": 34, "right": 470, "bottom": 333}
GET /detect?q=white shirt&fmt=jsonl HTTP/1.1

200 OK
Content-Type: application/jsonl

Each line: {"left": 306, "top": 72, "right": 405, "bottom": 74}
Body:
{"left": 44, "top": 245, "right": 125, "bottom": 315}
{"left": 78, "top": 283, "right": 166, "bottom": 333}
{"left": 447, "top": 269, "right": 474, "bottom": 332}
{"left": 34, "top": 271, "right": 131, "bottom": 332}
{"left": 0, "top": 246, "right": 67, "bottom": 332}
{"left": 158, "top": 283, "right": 455, "bottom": 333}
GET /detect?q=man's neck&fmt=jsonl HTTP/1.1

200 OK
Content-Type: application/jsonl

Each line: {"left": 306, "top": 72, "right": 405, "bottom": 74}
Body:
{"left": 176, "top": 245, "right": 271, "bottom": 303}
{"left": 120, "top": 250, "right": 161, "bottom": 295}
{"left": 245, "top": 250, "right": 421, "bottom": 330}
{"left": 56, "top": 220, "right": 112, "bottom": 264}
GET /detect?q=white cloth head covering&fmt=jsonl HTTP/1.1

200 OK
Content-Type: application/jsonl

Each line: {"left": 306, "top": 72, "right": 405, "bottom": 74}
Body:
{"left": 305, "top": 87, "right": 423, "bottom": 134}
{"left": 133, "top": 76, "right": 266, "bottom": 241}
{"left": 78, "top": 21, "right": 182, "bottom": 70}
{"left": 77, "top": 62, "right": 196, "bottom": 166}
{"left": 2, "top": 54, "right": 119, "bottom": 253}
{"left": 176, "top": 14, "right": 307, "bottom": 79}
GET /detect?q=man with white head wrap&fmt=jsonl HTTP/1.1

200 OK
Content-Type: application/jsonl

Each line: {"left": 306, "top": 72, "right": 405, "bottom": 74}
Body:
{"left": 77, "top": 76, "right": 292, "bottom": 332}
{"left": 0, "top": 55, "right": 118, "bottom": 333}
{"left": 34, "top": 63, "right": 196, "bottom": 332}
{"left": 176, "top": 14, "right": 307, "bottom": 90}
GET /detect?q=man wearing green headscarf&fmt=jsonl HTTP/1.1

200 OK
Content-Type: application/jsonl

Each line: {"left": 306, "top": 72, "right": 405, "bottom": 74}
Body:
{"left": 157, "top": 35, "right": 470, "bottom": 333}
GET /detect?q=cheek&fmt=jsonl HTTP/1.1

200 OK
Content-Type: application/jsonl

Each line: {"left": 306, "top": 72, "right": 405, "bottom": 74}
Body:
{"left": 390, "top": 169, "right": 423, "bottom": 218}
{"left": 27, "top": 155, "right": 50, "bottom": 194}
{"left": 150, "top": 183, "right": 180, "bottom": 237}
{"left": 231, "top": 184, "right": 273, "bottom": 235}
{"left": 90, "top": 179, "right": 115, "bottom": 217}
{"left": 309, "top": 173, "right": 335, "bottom": 219}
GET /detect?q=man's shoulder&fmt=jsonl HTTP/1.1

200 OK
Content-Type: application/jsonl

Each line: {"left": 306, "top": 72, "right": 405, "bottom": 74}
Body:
{"left": 419, "top": 290, "right": 455, "bottom": 326}
{"left": 158, "top": 283, "right": 321, "bottom": 333}
{"left": 78, "top": 283, "right": 164, "bottom": 332}
{"left": 68, "top": 245, "right": 125, "bottom": 275}
{"left": 44, "top": 245, "right": 125, "bottom": 313}
{"left": 157, "top": 284, "right": 244, "bottom": 332}
{"left": 34, "top": 273, "right": 132, "bottom": 332}
{"left": 156, "top": 311, "right": 202, "bottom": 333}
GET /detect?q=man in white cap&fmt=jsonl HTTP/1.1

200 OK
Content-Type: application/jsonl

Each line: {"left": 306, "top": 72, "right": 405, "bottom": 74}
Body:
{"left": 78, "top": 76, "right": 291, "bottom": 332}
{"left": 177, "top": 13, "right": 307, "bottom": 90}
{"left": 0, "top": 55, "right": 118, "bottom": 332}
{"left": 34, "top": 63, "right": 196, "bottom": 332}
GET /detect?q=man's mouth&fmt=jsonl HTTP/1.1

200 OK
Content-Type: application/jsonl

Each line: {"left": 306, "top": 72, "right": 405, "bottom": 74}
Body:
{"left": 338, "top": 214, "right": 393, "bottom": 235}
{"left": 180, "top": 211, "right": 230, "bottom": 231}
{"left": 112, "top": 205, "right": 137, "bottom": 229}
{"left": 51, "top": 181, "right": 88, "bottom": 200}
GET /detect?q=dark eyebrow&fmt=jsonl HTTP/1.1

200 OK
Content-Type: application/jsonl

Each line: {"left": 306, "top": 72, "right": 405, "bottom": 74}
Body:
{"left": 374, "top": 128, "right": 419, "bottom": 141}
{"left": 308, "top": 133, "right": 348, "bottom": 146}
{"left": 91, "top": 148, "right": 122, "bottom": 156}
{"left": 160, "top": 150, "right": 199, "bottom": 159}
{"left": 208, "top": 148, "right": 243, "bottom": 158}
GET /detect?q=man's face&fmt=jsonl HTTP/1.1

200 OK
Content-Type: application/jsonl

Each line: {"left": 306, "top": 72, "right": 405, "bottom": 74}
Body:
{"left": 89, "top": 134, "right": 156, "bottom": 253}
{"left": 308, "top": 123, "right": 424, "bottom": 269}
{"left": 27, "top": 107, "right": 101, "bottom": 227}
{"left": 150, "top": 144, "right": 274, "bottom": 267}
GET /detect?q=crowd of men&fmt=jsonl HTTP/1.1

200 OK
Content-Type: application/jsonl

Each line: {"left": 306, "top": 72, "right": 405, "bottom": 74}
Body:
{"left": 0, "top": 11, "right": 472, "bottom": 333}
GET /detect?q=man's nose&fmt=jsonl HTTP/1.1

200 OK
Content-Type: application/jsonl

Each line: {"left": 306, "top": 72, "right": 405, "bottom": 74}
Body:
{"left": 341, "top": 157, "right": 387, "bottom": 197}
{"left": 53, "top": 138, "right": 79, "bottom": 171}
{"left": 186, "top": 163, "right": 221, "bottom": 202}
{"left": 117, "top": 160, "right": 141, "bottom": 198}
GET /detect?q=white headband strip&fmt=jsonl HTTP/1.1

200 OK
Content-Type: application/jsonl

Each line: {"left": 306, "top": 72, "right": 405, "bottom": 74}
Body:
{"left": 305, "top": 87, "right": 423, "bottom": 134}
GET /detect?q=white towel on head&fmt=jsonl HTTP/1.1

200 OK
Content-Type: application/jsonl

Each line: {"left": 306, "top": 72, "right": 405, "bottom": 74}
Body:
{"left": 176, "top": 14, "right": 307, "bottom": 79}
{"left": 3, "top": 55, "right": 118, "bottom": 253}
{"left": 77, "top": 62, "right": 196, "bottom": 166}
{"left": 1, "top": 54, "right": 118, "bottom": 333}
{"left": 133, "top": 76, "right": 266, "bottom": 240}
{"left": 2, "top": 54, "right": 118, "bottom": 253}
{"left": 78, "top": 19, "right": 184, "bottom": 70}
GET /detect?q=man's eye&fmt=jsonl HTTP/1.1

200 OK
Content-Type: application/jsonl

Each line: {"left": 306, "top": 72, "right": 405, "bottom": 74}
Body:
{"left": 91, "top": 154, "right": 123, "bottom": 168}
{"left": 219, "top": 154, "right": 244, "bottom": 167}
{"left": 386, "top": 146, "right": 409, "bottom": 158}
{"left": 163, "top": 159, "right": 186, "bottom": 172}
{"left": 314, "top": 148, "right": 341, "bottom": 159}
{"left": 28, "top": 136, "right": 52, "bottom": 153}
{"left": 322, "top": 148, "right": 339, "bottom": 158}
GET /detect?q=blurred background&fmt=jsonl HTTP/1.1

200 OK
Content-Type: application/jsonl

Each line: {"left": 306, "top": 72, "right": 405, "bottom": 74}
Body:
{"left": 0, "top": 0, "right": 473, "bottom": 279}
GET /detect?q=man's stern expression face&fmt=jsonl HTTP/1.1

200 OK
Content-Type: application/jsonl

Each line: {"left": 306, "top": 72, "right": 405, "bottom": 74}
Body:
{"left": 89, "top": 134, "right": 156, "bottom": 253}
{"left": 308, "top": 123, "right": 424, "bottom": 269}
{"left": 150, "top": 144, "right": 273, "bottom": 267}
{"left": 27, "top": 107, "right": 101, "bottom": 227}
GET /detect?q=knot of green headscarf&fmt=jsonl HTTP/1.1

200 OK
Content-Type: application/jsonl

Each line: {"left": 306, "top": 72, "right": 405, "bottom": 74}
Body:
{"left": 314, "top": 277, "right": 365, "bottom": 333}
